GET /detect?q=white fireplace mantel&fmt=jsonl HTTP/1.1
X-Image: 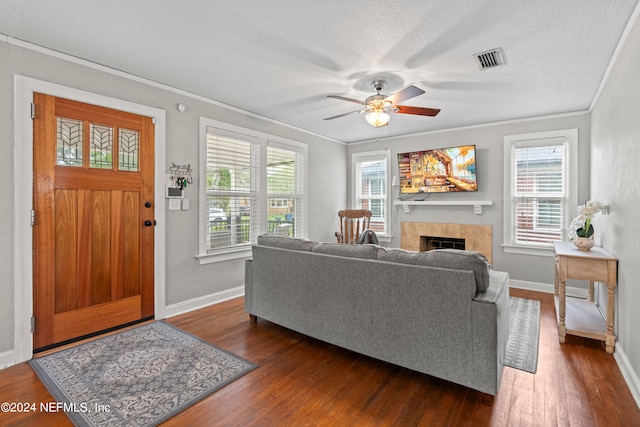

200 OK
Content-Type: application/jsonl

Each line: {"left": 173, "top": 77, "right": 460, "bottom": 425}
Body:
{"left": 393, "top": 199, "right": 493, "bottom": 215}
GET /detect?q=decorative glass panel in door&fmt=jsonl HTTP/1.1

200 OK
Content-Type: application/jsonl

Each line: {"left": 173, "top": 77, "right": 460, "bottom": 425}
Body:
{"left": 90, "top": 123, "right": 113, "bottom": 169}
{"left": 56, "top": 117, "right": 83, "bottom": 167}
{"left": 119, "top": 128, "right": 140, "bottom": 171}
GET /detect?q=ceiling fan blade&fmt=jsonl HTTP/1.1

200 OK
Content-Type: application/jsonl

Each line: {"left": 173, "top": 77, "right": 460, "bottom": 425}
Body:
{"left": 385, "top": 85, "right": 425, "bottom": 105}
{"left": 395, "top": 105, "right": 441, "bottom": 117}
{"left": 323, "top": 110, "right": 363, "bottom": 120}
{"left": 327, "top": 95, "right": 365, "bottom": 105}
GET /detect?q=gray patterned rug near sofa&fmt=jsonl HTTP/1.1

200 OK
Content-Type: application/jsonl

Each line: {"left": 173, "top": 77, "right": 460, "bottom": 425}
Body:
{"left": 29, "top": 321, "right": 257, "bottom": 427}
{"left": 504, "top": 296, "right": 541, "bottom": 374}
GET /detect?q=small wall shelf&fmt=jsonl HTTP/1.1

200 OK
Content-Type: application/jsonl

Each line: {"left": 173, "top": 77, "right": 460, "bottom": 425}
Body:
{"left": 393, "top": 199, "right": 493, "bottom": 215}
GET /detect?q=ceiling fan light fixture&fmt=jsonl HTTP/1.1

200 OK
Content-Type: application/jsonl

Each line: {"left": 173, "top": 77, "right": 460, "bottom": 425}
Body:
{"left": 325, "top": 79, "right": 438, "bottom": 126}
{"left": 365, "top": 110, "right": 390, "bottom": 127}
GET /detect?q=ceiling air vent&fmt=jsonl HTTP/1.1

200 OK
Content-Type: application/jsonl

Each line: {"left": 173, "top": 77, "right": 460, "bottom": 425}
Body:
{"left": 474, "top": 48, "right": 505, "bottom": 70}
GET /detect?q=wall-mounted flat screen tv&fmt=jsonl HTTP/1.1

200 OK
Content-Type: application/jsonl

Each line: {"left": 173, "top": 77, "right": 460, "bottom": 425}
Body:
{"left": 397, "top": 145, "right": 477, "bottom": 193}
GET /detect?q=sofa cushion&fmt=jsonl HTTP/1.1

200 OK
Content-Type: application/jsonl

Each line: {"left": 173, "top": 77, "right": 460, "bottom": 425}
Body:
{"left": 376, "top": 247, "right": 491, "bottom": 292}
{"left": 311, "top": 242, "right": 379, "bottom": 259}
{"left": 256, "top": 234, "right": 314, "bottom": 251}
{"left": 424, "top": 250, "right": 490, "bottom": 292}
{"left": 376, "top": 247, "right": 423, "bottom": 264}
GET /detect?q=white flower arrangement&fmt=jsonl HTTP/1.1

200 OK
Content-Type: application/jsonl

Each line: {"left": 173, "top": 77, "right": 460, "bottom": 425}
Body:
{"left": 568, "top": 199, "right": 607, "bottom": 240}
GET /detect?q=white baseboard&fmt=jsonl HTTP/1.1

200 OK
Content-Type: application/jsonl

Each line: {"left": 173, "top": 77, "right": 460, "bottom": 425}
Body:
{"left": 509, "top": 278, "right": 589, "bottom": 299}
{"left": 0, "top": 350, "right": 17, "bottom": 370}
{"left": 614, "top": 343, "right": 640, "bottom": 410}
{"left": 162, "top": 286, "right": 245, "bottom": 319}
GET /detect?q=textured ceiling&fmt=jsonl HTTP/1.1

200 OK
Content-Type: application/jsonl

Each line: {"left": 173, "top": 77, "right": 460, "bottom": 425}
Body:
{"left": 1, "top": 0, "right": 638, "bottom": 143}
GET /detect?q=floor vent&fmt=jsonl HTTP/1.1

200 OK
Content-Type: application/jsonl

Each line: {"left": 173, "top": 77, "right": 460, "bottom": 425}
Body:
{"left": 474, "top": 48, "right": 505, "bottom": 69}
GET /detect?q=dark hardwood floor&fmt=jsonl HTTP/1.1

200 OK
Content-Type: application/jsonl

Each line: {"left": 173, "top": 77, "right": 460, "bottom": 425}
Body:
{"left": 1, "top": 288, "right": 639, "bottom": 426}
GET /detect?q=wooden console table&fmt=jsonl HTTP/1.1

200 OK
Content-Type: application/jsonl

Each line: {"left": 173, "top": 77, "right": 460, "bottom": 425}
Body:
{"left": 553, "top": 241, "right": 618, "bottom": 353}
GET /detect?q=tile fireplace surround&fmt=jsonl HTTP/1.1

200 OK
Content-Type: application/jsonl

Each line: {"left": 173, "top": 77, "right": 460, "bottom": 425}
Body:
{"left": 400, "top": 222, "right": 493, "bottom": 264}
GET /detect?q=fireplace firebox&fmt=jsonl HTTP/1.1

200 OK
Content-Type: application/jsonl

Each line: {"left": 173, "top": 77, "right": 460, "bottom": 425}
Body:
{"left": 401, "top": 222, "right": 492, "bottom": 264}
{"left": 420, "top": 236, "right": 466, "bottom": 252}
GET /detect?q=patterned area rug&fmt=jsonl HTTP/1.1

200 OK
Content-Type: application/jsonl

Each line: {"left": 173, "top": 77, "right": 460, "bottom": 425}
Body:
{"left": 29, "top": 321, "right": 257, "bottom": 426}
{"left": 504, "top": 296, "right": 540, "bottom": 374}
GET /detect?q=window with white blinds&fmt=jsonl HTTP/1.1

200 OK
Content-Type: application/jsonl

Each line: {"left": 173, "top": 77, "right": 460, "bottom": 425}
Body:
{"left": 503, "top": 129, "right": 578, "bottom": 255}
{"left": 266, "top": 143, "right": 304, "bottom": 238}
{"left": 353, "top": 150, "right": 390, "bottom": 235}
{"left": 204, "top": 130, "right": 258, "bottom": 252}
{"left": 513, "top": 143, "right": 565, "bottom": 245}
{"left": 199, "top": 117, "right": 307, "bottom": 262}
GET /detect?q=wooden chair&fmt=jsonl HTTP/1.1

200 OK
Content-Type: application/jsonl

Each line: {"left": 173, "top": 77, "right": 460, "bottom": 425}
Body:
{"left": 335, "top": 209, "right": 372, "bottom": 244}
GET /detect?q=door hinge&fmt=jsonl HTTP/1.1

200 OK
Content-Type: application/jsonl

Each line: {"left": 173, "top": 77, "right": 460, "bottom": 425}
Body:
{"left": 30, "top": 103, "right": 36, "bottom": 119}
{"left": 152, "top": 117, "right": 156, "bottom": 125}
{"left": 30, "top": 210, "right": 36, "bottom": 226}
{"left": 31, "top": 317, "right": 35, "bottom": 334}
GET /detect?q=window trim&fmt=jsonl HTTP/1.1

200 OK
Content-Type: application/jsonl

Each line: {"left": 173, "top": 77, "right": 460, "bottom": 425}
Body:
{"left": 198, "top": 117, "right": 308, "bottom": 264}
{"left": 351, "top": 149, "right": 392, "bottom": 240}
{"left": 502, "top": 129, "right": 578, "bottom": 257}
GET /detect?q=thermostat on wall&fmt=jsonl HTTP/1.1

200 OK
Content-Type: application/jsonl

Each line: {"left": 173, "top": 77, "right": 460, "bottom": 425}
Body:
{"left": 166, "top": 187, "right": 184, "bottom": 198}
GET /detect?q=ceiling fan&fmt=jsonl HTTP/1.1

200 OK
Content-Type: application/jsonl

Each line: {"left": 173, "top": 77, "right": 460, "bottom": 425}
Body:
{"left": 324, "top": 80, "right": 440, "bottom": 127}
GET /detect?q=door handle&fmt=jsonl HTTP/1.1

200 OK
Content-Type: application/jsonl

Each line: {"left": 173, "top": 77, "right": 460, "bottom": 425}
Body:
{"left": 144, "top": 220, "right": 156, "bottom": 227}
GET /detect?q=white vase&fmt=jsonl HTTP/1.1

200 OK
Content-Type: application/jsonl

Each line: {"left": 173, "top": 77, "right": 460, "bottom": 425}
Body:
{"left": 573, "top": 237, "right": 594, "bottom": 251}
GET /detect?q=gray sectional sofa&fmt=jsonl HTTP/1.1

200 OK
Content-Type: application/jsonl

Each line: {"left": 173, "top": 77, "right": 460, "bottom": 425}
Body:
{"left": 244, "top": 235, "right": 509, "bottom": 395}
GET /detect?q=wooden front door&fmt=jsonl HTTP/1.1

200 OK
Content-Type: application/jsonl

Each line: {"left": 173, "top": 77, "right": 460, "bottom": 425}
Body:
{"left": 32, "top": 93, "right": 155, "bottom": 350}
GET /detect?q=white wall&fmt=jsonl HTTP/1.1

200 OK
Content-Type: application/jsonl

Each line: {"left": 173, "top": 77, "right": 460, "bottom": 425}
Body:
{"left": 0, "top": 39, "right": 347, "bottom": 358}
{"left": 0, "top": 39, "right": 14, "bottom": 359}
{"left": 590, "top": 6, "right": 640, "bottom": 405}
{"left": 347, "top": 113, "right": 591, "bottom": 286}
